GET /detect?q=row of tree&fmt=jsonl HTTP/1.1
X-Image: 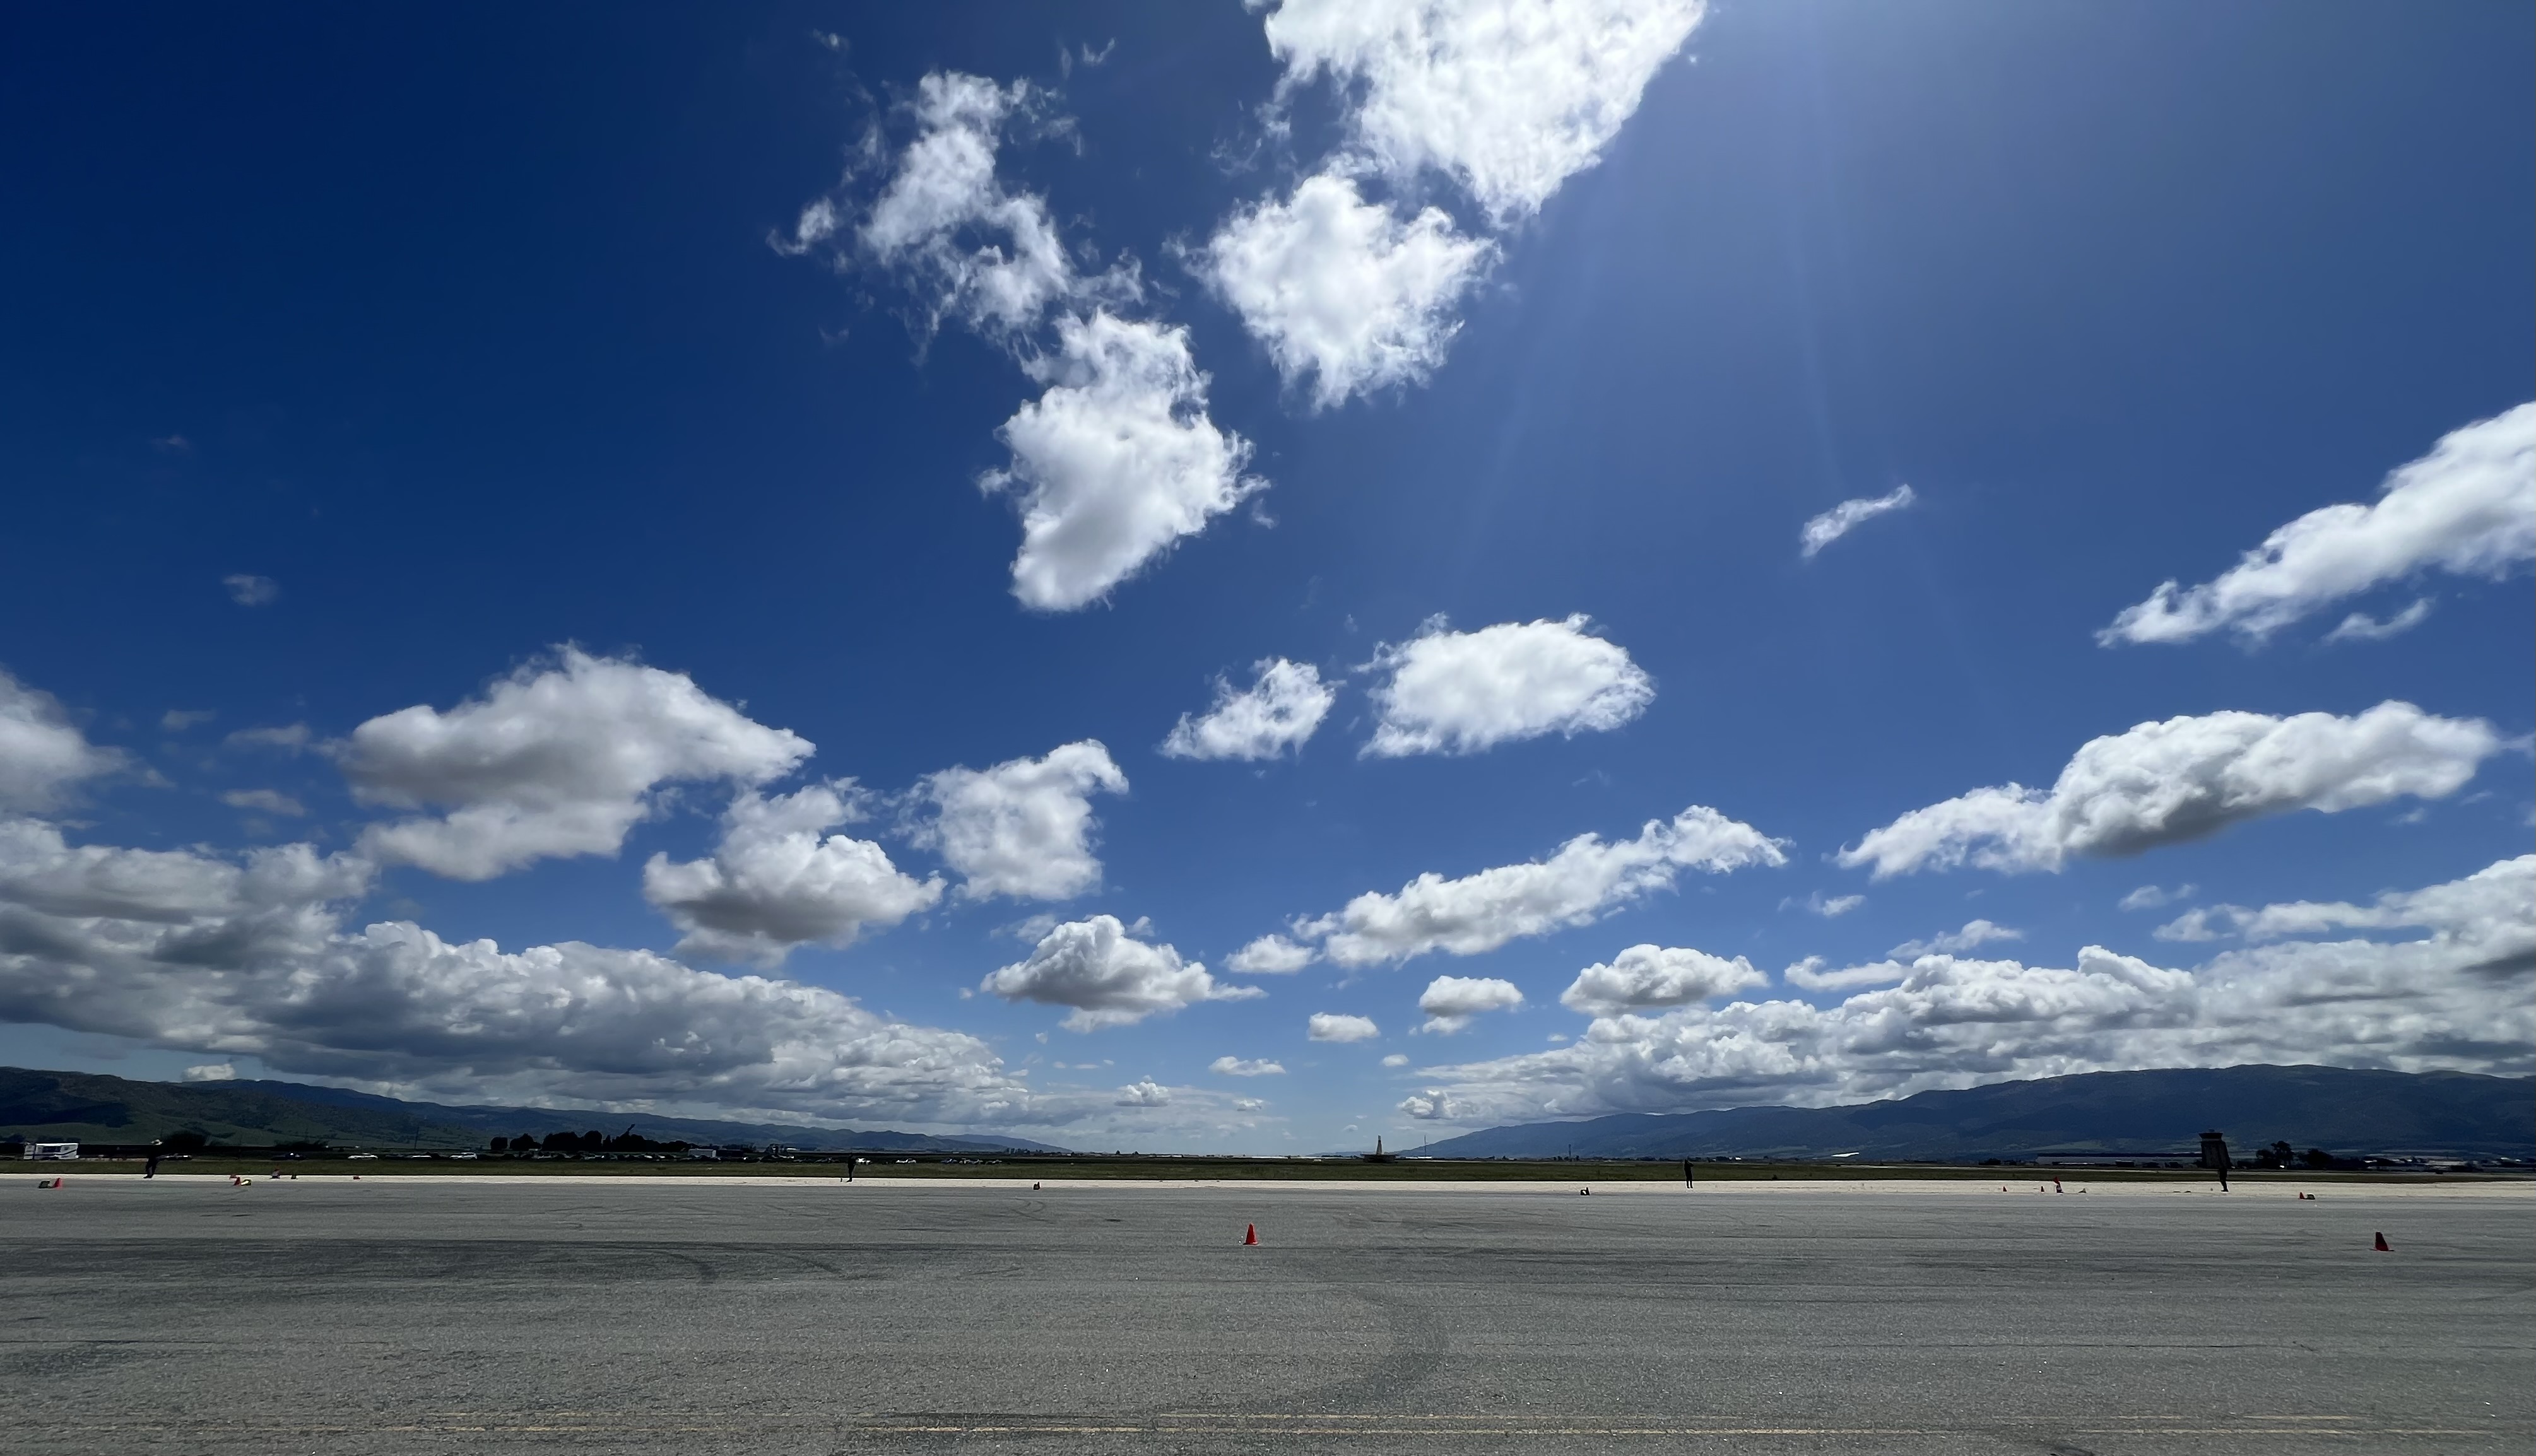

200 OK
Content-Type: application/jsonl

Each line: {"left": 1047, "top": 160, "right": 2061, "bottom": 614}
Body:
{"left": 488, "top": 1130, "right": 688, "bottom": 1153}
{"left": 2248, "top": 1140, "right": 2356, "bottom": 1170}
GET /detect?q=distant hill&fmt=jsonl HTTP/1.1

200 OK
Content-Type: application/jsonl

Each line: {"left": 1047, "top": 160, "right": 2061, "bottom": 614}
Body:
{"left": 1415, "top": 1066, "right": 2534, "bottom": 1162}
{"left": 0, "top": 1067, "right": 1070, "bottom": 1154}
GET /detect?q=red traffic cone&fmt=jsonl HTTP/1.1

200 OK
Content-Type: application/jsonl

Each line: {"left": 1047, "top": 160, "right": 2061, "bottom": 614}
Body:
{"left": 1243, "top": 1223, "right": 1258, "bottom": 1246}
{"left": 2373, "top": 1232, "right": 2390, "bottom": 1252}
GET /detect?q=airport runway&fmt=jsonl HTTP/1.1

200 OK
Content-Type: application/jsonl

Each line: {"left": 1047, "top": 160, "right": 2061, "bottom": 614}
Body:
{"left": 3, "top": 1178, "right": 2528, "bottom": 1453}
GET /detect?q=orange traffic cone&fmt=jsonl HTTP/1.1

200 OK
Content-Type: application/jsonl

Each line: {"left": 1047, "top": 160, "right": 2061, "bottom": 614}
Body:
{"left": 2373, "top": 1232, "right": 2390, "bottom": 1252}
{"left": 1243, "top": 1223, "right": 1258, "bottom": 1246}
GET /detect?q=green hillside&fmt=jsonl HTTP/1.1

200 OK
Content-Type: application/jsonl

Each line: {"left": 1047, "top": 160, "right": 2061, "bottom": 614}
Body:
{"left": 1, "top": 1067, "right": 483, "bottom": 1148}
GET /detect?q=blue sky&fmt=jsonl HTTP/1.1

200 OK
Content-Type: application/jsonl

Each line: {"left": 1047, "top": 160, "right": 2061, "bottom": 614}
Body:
{"left": 1, "top": 1, "right": 2528, "bottom": 1151}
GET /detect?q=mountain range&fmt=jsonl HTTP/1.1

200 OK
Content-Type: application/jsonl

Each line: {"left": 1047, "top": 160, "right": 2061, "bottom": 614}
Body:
{"left": 1415, "top": 1066, "right": 2533, "bottom": 1162}
{"left": 0, "top": 1066, "right": 1068, "bottom": 1153}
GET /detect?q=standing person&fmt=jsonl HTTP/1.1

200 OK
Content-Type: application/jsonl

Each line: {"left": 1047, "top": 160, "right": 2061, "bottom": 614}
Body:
{"left": 143, "top": 1146, "right": 160, "bottom": 1179}
{"left": 1683, "top": 1158, "right": 1694, "bottom": 1189}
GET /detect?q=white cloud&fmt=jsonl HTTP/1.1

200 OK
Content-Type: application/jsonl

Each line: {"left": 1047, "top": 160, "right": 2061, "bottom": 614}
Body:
{"left": 914, "top": 740, "right": 1127, "bottom": 901}
{"left": 1292, "top": 804, "right": 1784, "bottom": 966}
{"left": 1787, "top": 889, "right": 1864, "bottom": 919}
{"left": 221, "top": 789, "right": 307, "bottom": 818}
{"left": 787, "top": 73, "right": 1253, "bottom": 613}
{"left": 182, "top": 1063, "right": 237, "bottom": 1082}
{"left": 851, "top": 72, "right": 1087, "bottom": 337}
{"left": 1210, "top": 1055, "right": 1287, "bottom": 1077}
{"left": 1839, "top": 702, "right": 2501, "bottom": 879}
{"left": 1114, "top": 1077, "right": 1172, "bottom": 1108}
{"left": 1400, "top": 855, "right": 2534, "bottom": 1123}
{"left": 2154, "top": 856, "right": 2535, "bottom": 954}
{"left": 223, "top": 573, "right": 279, "bottom": 607}
{"left": 979, "top": 914, "right": 1260, "bottom": 1031}
{"left": 1361, "top": 614, "right": 1653, "bottom": 758}
{"left": 1262, "top": 0, "right": 1707, "bottom": 223}
{"left": 1399, "top": 1088, "right": 1464, "bottom": 1120}
{"left": 2151, "top": 908, "right": 2228, "bottom": 944}
{"left": 0, "top": 813, "right": 1030, "bottom": 1127}
{"left": 2323, "top": 598, "right": 2434, "bottom": 645}
{"left": 1560, "top": 944, "right": 1764, "bottom": 1016}
{"left": 0, "top": 669, "right": 127, "bottom": 811}
{"left": 2101, "top": 401, "right": 2536, "bottom": 646}
{"left": 1229, "top": 934, "right": 1318, "bottom": 975}
{"left": 985, "top": 312, "right": 1264, "bottom": 611}
{"left": 1798, "top": 485, "right": 1916, "bottom": 559}
{"left": 2119, "top": 884, "right": 2194, "bottom": 912}
{"left": 1199, "top": 170, "right": 1495, "bottom": 409}
{"left": 1781, "top": 956, "right": 1909, "bottom": 992}
{"left": 1308, "top": 1012, "right": 1381, "bottom": 1042}
{"left": 1417, "top": 973, "right": 1525, "bottom": 1033}
{"left": 1889, "top": 919, "right": 2024, "bottom": 958}
{"left": 1160, "top": 659, "right": 1335, "bottom": 762}
{"left": 642, "top": 784, "right": 942, "bottom": 966}
{"left": 1381, "top": 1052, "right": 1410, "bottom": 1067}
{"left": 343, "top": 650, "right": 811, "bottom": 881}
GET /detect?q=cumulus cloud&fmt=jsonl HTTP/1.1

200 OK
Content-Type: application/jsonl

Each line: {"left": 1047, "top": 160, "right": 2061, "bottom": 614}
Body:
{"left": 2156, "top": 857, "right": 2535, "bottom": 956}
{"left": 1229, "top": 934, "right": 1317, "bottom": 975}
{"left": 1398, "top": 855, "right": 2534, "bottom": 1123}
{"left": 979, "top": 915, "right": 1260, "bottom": 1031}
{"left": 1798, "top": 485, "right": 1916, "bottom": 560}
{"left": 985, "top": 312, "right": 1264, "bottom": 611}
{"left": 2323, "top": 598, "right": 2434, "bottom": 645}
{"left": 1307, "top": 1012, "right": 1381, "bottom": 1042}
{"left": 1417, "top": 974, "right": 1525, "bottom": 1033}
{"left": 1780, "top": 956, "right": 1909, "bottom": 993}
{"left": 343, "top": 650, "right": 811, "bottom": 881}
{"left": 1839, "top": 703, "right": 2501, "bottom": 879}
{"left": 914, "top": 740, "right": 1127, "bottom": 901}
{"left": 1381, "top": 1052, "right": 1410, "bottom": 1067}
{"left": 223, "top": 573, "right": 279, "bottom": 607}
{"left": 2119, "top": 884, "right": 2194, "bottom": 912}
{"left": 220, "top": 789, "right": 306, "bottom": 818}
{"left": 1290, "top": 804, "right": 1784, "bottom": 966}
{"left": 0, "top": 813, "right": 1029, "bottom": 1126}
{"left": 1198, "top": 3, "right": 1699, "bottom": 411}
{"left": 786, "top": 74, "right": 1253, "bottom": 613}
{"left": 182, "top": 1063, "right": 237, "bottom": 1082}
{"left": 0, "top": 669, "right": 127, "bottom": 811}
{"left": 1399, "top": 1088, "right": 1464, "bottom": 1120}
{"left": 1262, "top": 0, "right": 1707, "bottom": 223}
{"left": 642, "top": 784, "right": 941, "bottom": 966}
{"left": 1889, "top": 919, "right": 2024, "bottom": 958}
{"left": 1788, "top": 890, "right": 1864, "bottom": 919}
{"left": 1560, "top": 944, "right": 1765, "bottom": 1016}
{"left": 1114, "top": 1077, "right": 1172, "bottom": 1108}
{"left": 1160, "top": 659, "right": 1335, "bottom": 762}
{"left": 846, "top": 72, "right": 1094, "bottom": 337}
{"left": 1361, "top": 614, "right": 1653, "bottom": 758}
{"left": 1210, "top": 1055, "right": 1287, "bottom": 1077}
{"left": 2101, "top": 401, "right": 2535, "bottom": 646}
{"left": 1199, "top": 170, "right": 1495, "bottom": 409}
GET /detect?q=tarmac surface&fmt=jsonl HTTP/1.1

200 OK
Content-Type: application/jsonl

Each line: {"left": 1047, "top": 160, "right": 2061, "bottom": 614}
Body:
{"left": 3, "top": 1176, "right": 2529, "bottom": 1453}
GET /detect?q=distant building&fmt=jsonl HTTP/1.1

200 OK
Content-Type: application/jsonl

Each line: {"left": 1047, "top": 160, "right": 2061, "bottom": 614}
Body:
{"left": 23, "top": 1141, "right": 79, "bottom": 1161}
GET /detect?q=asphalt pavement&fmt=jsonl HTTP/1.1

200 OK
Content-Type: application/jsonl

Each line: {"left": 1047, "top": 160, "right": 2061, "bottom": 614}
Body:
{"left": 3, "top": 1177, "right": 2527, "bottom": 1453}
